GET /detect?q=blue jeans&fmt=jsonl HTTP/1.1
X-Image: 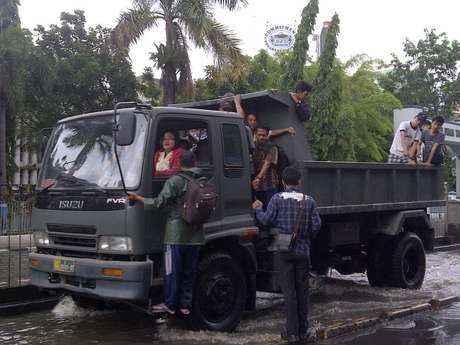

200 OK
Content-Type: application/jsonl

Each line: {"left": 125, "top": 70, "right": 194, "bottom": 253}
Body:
{"left": 164, "top": 244, "right": 201, "bottom": 310}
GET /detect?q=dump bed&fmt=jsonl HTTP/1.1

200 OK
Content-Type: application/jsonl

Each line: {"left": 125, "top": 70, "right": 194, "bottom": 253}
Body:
{"left": 176, "top": 90, "right": 446, "bottom": 215}
{"left": 300, "top": 161, "right": 445, "bottom": 215}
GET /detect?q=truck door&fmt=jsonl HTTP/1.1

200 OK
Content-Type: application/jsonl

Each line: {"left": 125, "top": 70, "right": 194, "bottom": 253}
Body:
{"left": 219, "top": 122, "right": 253, "bottom": 227}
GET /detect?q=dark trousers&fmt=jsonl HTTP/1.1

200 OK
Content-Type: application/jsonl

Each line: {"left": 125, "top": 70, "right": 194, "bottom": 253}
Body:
{"left": 164, "top": 244, "right": 200, "bottom": 309}
{"left": 275, "top": 252, "right": 310, "bottom": 341}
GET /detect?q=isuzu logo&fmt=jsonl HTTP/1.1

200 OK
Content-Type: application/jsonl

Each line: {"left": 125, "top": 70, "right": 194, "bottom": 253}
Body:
{"left": 106, "top": 198, "right": 127, "bottom": 204}
{"left": 59, "top": 200, "right": 84, "bottom": 209}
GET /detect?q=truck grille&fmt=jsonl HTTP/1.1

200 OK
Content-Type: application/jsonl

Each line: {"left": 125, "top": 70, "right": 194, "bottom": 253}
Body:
{"left": 51, "top": 235, "right": 97, "bottom": 248}
{"left": 47, "top": 224, "right": 96, "bottom": 235}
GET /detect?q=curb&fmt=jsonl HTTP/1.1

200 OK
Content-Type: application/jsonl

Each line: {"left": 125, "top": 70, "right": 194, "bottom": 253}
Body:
{"left": 433, "top": 243, "right": 460, "bottom": 252}
{"left": 317, "top": 296, "right": 458, "bottom": 341}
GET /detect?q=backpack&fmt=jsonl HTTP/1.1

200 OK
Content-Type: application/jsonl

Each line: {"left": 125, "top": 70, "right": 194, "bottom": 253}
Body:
{"left": 275, "top": 145, "right": 291, "bottom": 178}
{"left": 178, "top": 173, "right": 217, "bottom": 225}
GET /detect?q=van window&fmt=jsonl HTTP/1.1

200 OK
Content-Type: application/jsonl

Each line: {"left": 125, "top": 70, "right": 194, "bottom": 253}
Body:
{"left": 222, "top": 124, "right": 243, "bottom": 167}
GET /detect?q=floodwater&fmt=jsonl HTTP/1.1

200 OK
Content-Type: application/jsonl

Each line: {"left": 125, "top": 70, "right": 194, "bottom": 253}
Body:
{"left": 2, "top": 250, "right": 460, "bottom": 345}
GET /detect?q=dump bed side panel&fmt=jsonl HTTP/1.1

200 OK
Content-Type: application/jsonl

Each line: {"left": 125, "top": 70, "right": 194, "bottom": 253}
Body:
{"left": 300, "top": 161, "right": 445, "bottom": 214}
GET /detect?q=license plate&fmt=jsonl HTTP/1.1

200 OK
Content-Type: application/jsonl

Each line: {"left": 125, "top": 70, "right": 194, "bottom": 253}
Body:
{"left": 53, "top": 257, "right": 75, "bottom": 273}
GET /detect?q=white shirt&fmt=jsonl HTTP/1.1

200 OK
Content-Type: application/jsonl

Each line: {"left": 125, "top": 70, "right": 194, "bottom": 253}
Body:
{"left": 390, "top": 121, "right": 421, "bottom": 156}
{"left": 156, "top": 151, "right": 173, "bottom": 172}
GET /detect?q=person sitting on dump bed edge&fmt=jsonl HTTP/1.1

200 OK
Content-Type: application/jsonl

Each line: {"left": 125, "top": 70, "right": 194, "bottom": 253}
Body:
{"left": 289, "top": 80, "right": 313, "bottom": 122}
{"left": 388, "top": 112, "right": 427, "bottom": 165}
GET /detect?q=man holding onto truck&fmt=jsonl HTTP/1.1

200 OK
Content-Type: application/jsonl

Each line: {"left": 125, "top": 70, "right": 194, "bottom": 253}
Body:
{"left": 252, "top": 167, "right": 321, "bottom": 344}
{"left": 388, "top": 112, "right": 427, "bottom": 164}
{"left": 252, "top": 127, "right": 279, "bottom": 207}
{"left": 127, "top": 151, "right": 204, "bottom": 316}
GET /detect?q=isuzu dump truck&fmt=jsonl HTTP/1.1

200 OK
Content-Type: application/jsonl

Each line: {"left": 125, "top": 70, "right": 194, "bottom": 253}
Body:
{"left": 30, "top": 90, "right": 445, "bottom": 331}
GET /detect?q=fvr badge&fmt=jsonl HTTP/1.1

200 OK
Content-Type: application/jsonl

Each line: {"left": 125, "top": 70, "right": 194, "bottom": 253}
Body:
{"left": 264, "top": 25, "right": 296, "bottom": 52}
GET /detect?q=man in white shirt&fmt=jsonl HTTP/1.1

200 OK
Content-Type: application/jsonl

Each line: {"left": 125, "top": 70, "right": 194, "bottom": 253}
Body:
{"left": 388, "top": 112, "right": 427, "bottom": 164}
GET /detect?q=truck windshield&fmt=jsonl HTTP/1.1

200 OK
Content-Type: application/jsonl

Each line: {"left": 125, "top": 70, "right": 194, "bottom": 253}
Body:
{"left": 39, "top": 113, "right": 147, "bottom": 190}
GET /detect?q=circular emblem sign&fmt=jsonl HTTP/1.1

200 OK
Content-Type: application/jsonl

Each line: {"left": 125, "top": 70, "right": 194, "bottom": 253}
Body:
{"left": 264, "top": 25, "right": 296, "bottom": 52}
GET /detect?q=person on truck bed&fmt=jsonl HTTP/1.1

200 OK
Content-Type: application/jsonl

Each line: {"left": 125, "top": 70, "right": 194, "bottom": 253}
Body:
{"left": 154, "top": 131, "right": 187, "bottom": 177}
{"left": 418, "top": 115, "right": 445, "bottom": 167}
{"left": 388, "top": 112, "right": 427, "bottom": 164}
{"left": 128, "top": 151, "right": 204, "bottom": 316}
{"left": 252, "top": 166, "right": 321, "bottom": 344}
{"left": 289, "top": 80, "right": 313, "bottom": 122}
{"left": 253, "top": 127, "right": 279, "bottom": 207}
{"left": 234, "top": 94, "right": 296, "bottom": 143}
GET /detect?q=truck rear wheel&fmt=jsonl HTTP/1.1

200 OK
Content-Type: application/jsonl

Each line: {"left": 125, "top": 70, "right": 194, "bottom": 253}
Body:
{"left": 390, "top": 232, "right": 426, "bottom": 289}
{"left": 192, "top": 253, "right": 246, "bottom": 332}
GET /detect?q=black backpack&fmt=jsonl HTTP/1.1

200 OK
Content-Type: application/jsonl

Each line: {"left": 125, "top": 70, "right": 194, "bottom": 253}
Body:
{"left": 179, "top": 173, "right": 217, "bottom": 225}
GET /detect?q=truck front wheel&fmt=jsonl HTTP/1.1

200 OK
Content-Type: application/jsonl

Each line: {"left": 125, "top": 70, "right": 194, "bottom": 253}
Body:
{"left": 192, "top": 253, "right": 246, "bottom": 332}
{"left": 389, "top": 232, "right": 426, "bottom": 289}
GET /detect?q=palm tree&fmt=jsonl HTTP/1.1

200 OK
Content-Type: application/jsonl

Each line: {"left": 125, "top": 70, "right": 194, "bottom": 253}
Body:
{"left": 113, "top": 0, "right": 246, "bottom": 104}
{"left": 0, "top": 0, "right": 21, "bottom": 197}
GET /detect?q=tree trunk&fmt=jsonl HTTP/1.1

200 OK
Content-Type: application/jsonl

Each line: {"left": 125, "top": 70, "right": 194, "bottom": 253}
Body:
{"left": 162, "top": 64, "right": 177, "bottom": 105}
{"left": 0, "top": 97, "right": 7, "bottom": 201}
{"left": 161, "top": 17, "right": 177, "bottom": 105}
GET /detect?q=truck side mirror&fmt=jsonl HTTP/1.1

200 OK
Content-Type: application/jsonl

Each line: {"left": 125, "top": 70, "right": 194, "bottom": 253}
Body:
{"left": 116, "top": 113, "right": 137, "bottom": 146}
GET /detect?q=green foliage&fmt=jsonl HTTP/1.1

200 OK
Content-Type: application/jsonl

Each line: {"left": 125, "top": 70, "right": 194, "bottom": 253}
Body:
{"left": 340, "top": 57, "right": 401, "bottom": 161}
{"left": 193, "top": 49, "right": 285, "bottom": 100}
{"left": 114, "top": 0, "right": 246, "bottom": 104}
{"left": 139, "top": 67, "right": 161, "bottom": 106}
{"left": 18, "top": 11, "right": 139, "bottom": 140}
{"left": 310, "top": 14, "right": 343, "bottom": 160}
{"left": 279, "top": 0, "right": 318, "bottom": 91}
{"left": 384, "top": 29, "right": 460, "bottom": 116}
{"left": 0, "top": 0, "right": 30, "bottom": 187}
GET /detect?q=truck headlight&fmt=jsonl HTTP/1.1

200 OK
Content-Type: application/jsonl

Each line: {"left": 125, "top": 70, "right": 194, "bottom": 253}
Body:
{"left": 34, "top": 231, "right": 50, "bottom": 246}
{"left": 98, "top": 236, "right": 132, "bottom": 252}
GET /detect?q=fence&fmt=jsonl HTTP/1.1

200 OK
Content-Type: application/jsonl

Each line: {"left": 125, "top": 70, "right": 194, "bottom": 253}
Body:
{"left": 428, "top": 205, "right": 448, "bottom": 239}
{"left": 0, "top": 193, "right": 34, "bottom": 288}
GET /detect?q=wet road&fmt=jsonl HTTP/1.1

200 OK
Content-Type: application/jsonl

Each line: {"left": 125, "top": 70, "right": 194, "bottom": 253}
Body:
{"left": 2, "top": 250, "right": 460, "bottom": 345}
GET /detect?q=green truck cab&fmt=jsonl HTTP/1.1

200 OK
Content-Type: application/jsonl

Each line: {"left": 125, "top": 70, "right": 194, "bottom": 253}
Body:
{"left": 30, "top": 90, "right": 445, "bottom": 332}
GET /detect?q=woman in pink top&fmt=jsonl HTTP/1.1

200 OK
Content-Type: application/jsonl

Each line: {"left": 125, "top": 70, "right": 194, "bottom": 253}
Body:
{"left": 153, "top": 131, "right": 186, "bottom": 177}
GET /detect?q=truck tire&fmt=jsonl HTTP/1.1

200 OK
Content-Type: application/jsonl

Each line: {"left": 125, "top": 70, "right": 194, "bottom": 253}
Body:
{"left": 192, "top": 253, "right": 246, "bottom": 332}
{"left": 390, "top": 232, "right": 426, "bottom": 289}
{"left": 367, "top": 235, "right": 389, "bottom": 287}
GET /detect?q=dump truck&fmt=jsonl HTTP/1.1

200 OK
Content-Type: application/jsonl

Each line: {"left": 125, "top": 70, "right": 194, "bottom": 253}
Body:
{"left": 29, "top": 90, "right": 445, "bottom": 332}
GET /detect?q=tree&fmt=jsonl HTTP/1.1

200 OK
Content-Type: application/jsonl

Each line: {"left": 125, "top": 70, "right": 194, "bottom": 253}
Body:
{"left": 341, "top": 56, "right": 401, "bottom": 162}
{"left": 279, "top": 0, "right": 318, "bottom": 91}
{"left": 113, "top": 0, "right": 246, "bottom": 105}
{"left": 0, "top": 0, "right": 29, "bottom": 193}
{"left": 384, "top": 29, "right": 460, "bottom": 116}
{"left": 139, "top": 67, "right": 161, "bottom": 105}
{"left": 310, "top": 14, "right": 345, "bottom": 160}
{"left": 19, "top": 11, "right": 139, "bottom": 140}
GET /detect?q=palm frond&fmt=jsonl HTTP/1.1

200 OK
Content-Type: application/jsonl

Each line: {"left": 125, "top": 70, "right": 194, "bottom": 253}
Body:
{"left": 202, "top": 18, "right": 242, "bottom": 65}
{"left": 112, "top": 2, "right": 160, "bottom": 49}
{"left": 210, "top": 0, "right": 248, "bottom": 11}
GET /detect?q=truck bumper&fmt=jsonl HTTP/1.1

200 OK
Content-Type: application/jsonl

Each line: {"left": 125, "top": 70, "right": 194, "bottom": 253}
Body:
{"left": 29, "top": 253, "right": 152, "bottom": 301}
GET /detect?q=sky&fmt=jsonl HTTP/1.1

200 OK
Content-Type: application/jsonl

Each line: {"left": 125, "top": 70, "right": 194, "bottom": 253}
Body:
{"left": 19, "top": 0, "right": 460, "bottom": 79}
